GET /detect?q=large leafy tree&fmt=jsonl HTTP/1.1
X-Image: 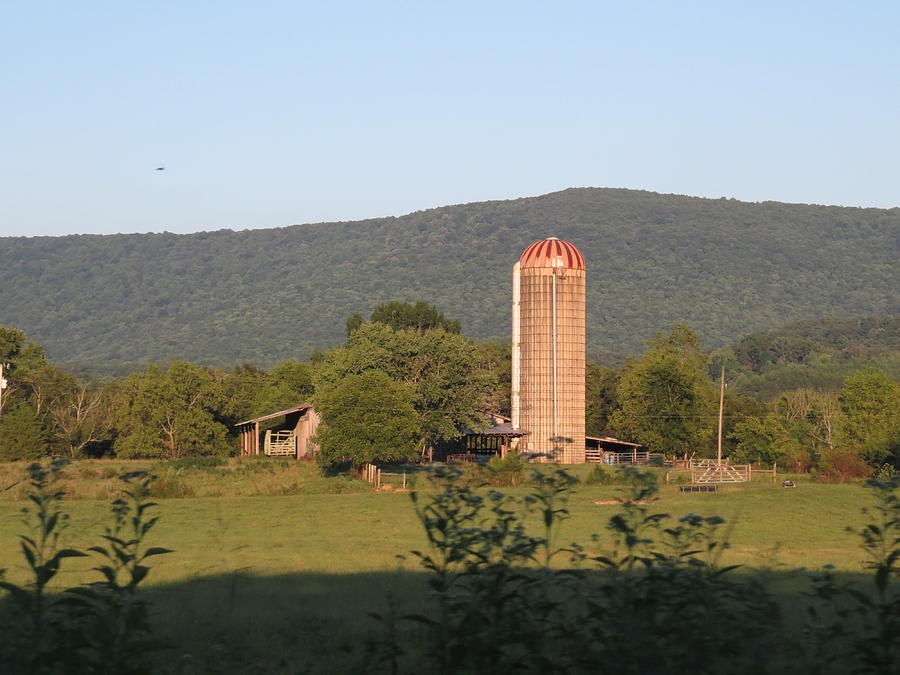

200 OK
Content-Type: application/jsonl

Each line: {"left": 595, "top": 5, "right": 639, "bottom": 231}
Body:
{"left": 586, "top": 363, "right": 619, "bottom": 437}
{"left": 0, "top": 325, "right": 50, "bottom": 457}
{"left": 0, "top": 402, "right": 48, "bottom": 460}
{"left": 0, "top": 324, "right": 48, "bottom": 416}
{"left": 314, "top": 371, "right": 420, "bottom": 466}
{"left": 348, "top": 300, "right": 462, "bottom": 336}
{"left": 223, "top": 360, "right": 316, "bottom": 425}
{"left": 837, "top": 369, "right": 900, "bottom": 465}
{"left": 475, "top": 341, "right": 511, "bottom": 416}
{"left": 114, "top": 361, "right": 230, "bottom": 459}
{"left": 314, "top": 323, "right": 497, "bottom": 450}
{"left": 729, "top": 416, "right": 791, "bottom": 465}
{"left": 22, "top": 364, "right": 113, "bottom": 457}
{"left": 609, "top": 325, "right": 716, "bottom": 456}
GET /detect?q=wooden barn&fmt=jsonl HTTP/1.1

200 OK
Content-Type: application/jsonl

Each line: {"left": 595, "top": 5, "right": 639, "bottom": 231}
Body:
{"left": 236, "top": 404, "right": 320, "bottom": 459}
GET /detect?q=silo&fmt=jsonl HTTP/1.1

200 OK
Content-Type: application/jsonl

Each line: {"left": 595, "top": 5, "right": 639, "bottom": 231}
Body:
{"left": 511, "top": 237, "right": 586, "bottom": 463}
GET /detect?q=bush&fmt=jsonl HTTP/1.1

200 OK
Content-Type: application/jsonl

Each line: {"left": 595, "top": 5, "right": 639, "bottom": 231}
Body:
{"left": 485, "top": 454, "right": 526, "bottom": 486}
{"left": 873, "top": 462, "right": 897, "bottom": 481}
{"left": 816, "top": 450, "right": 872, "bottom": 483}
{"left": 584, "top": 464, "right": 616, "bottom": 485}
{"left": 148, "top": 470, "right": 195, "bottom": 498}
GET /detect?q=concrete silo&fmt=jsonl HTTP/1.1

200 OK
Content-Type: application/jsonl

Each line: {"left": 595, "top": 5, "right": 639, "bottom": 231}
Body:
{"left": 511, "top": 237, "right": 586, "bottom": 463}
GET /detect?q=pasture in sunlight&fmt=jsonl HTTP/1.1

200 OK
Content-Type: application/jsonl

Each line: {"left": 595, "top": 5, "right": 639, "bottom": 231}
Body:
{"left": 0, "top": 460, "right": 884, "bottom": 673}
{"left": 0, "top": 460, "right": 875, "bottom": 581}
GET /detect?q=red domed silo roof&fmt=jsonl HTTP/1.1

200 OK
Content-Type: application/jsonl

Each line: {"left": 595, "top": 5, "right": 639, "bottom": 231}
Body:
{"left": 519, "top": 237, "right": 585, "bottom": 270}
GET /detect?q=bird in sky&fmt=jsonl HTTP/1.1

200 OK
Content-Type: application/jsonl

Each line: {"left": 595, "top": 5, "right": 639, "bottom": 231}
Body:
{"left": 155, "top": 166, "right": 165, "bottom": 171}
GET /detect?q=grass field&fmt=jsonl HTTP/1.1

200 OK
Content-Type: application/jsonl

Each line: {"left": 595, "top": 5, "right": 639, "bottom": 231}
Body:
{"left": 0, "top": 459, "right": 885, "bottom": 673}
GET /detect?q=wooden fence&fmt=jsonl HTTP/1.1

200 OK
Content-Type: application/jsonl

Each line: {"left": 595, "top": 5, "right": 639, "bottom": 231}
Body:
{"left": 361, "top": 463, "right": 382, "bottom": 488}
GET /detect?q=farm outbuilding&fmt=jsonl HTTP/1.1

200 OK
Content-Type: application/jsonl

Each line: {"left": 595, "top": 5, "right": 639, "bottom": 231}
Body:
{"left": 585, "top": 436, "right": 652, "bottom": 464}
{"left": 428, "top": 412, "right": 528, "bottom": 462}
{"left": 236, "top": 404, "right": 320, "bottom": 459}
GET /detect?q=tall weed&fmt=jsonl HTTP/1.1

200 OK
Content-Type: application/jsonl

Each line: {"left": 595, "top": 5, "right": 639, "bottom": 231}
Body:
{"left": 0, "top": 462, "right": 172, "bottom": 674}
{"left": 805, "top": 478, "right": 900, "bottom": 674}
{"left": 373, "top": 466, "right": 778, "bottom": 674}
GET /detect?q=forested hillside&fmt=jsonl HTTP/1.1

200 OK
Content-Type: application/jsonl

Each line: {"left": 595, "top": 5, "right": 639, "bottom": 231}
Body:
{"left": 714, "top": 315, "right": 900, "bottom": 399}
{"left": 1, "top": 188, "right": 897, "bottom": 373}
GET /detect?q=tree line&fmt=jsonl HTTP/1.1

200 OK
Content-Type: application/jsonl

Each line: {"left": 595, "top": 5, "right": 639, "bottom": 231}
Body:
{"left": 588, "top": 323, "right": 900, "bottom": 479}
{"left": 1, "top": 303, "right": 897, "bottom": 476}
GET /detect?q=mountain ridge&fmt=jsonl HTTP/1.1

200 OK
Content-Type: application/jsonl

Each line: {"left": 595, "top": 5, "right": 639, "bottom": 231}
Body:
{"left": 1, "top": 187, "right": 897, "bottom": 372}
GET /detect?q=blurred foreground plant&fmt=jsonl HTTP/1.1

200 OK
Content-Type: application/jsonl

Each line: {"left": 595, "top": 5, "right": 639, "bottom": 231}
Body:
{"left": 0, "top": 462, "right": 171, "bottom": 674}
{"left": 805, "top": 478, "right": 900, "bottom": 674}
{"left": 371, "top": 465, "right": 775, "bottom": 674}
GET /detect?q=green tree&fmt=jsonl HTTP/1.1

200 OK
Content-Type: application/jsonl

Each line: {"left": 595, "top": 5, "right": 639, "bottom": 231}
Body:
{"left": 0, "top": 402, "right": 48, "bottom": 460}
{"left": 474, "top": 341, "right": 511, "bottom": 416}
{"left": 114, "top": 361, "right": 230, "bottom": 459}
{"left": 0, "top": 325, "right": 47, "bottom": 371}
{"left": 369, "top": 301, "right": 461, "bottom": 334}
{"left": 0, "top": 324, "right": 48, "bottom": 417}
{"left": 269, "top": 360, "right": 315, "bottom": 399}
{"left": 314, "top": 323, "right": 497, "bottom": 447}
{"left": 345, "top": 312, "right": 366, "bottom": 337}
{"left": 586, "top": 363, "right": 619, "bottom": 437}
{"left": 222, "top": 363, "right": 272, "bottom": 423}
{"left": 0, "top": 325, "right": 52, "bottom": 458}
{"left": 609, "top": 325, "right": 716, "bottom": 456}
{"left": 838, "top": 369, "right": 900, "bottom": 465}
{"left": 313, "top": 371, "right": 420, "bottom": 466}
{"left": 773, "top": 389, "right": 840, "bottom": 453}
{"left": 729, "top": 416, "right": 790, "bottom": 465}
{"left": 223, "top": 361, "right": 316, "bottom": 425}
{"left": 22, "top": 365, "right": 114, "bottom": 457}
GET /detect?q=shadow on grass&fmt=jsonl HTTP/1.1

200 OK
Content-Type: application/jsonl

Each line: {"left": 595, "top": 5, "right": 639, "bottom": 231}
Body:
{"left": 141, "top": 566, "right": 873, "bottom": 674}
{"left": 147, "top": 569, "right": 428, "bottom": 674}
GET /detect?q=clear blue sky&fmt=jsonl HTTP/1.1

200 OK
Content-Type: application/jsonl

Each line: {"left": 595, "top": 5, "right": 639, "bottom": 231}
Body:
{"left": 3, "top": 1, "right": 899, "bottom": 236}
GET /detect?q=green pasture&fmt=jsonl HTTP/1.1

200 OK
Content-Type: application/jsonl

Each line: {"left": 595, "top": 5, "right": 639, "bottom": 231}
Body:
{"left": 0, "top": 464, "right": 876, "bottom": 580}
{"left": 0, "top": 461, "right": 884, "bottom": 673}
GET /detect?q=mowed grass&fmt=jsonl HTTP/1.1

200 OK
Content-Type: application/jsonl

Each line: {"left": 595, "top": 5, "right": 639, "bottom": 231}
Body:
{"left": 0, "top": 460, "right": 883, "bottom": 672}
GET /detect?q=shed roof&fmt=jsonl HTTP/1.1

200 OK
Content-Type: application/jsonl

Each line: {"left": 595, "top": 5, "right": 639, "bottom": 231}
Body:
{"left": 463, "top": 421, "right": 528, "bottom": 437}
{"left": 235, "top": 404, "right": 312, "bottom": 427}
{"left": 586, "top": 436, "right": 642, "bottom": 448}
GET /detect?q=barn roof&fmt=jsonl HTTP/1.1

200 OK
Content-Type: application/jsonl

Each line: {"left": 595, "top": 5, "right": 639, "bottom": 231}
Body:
{"left": 235, "top": 403, "right": 313, "bottom": 427}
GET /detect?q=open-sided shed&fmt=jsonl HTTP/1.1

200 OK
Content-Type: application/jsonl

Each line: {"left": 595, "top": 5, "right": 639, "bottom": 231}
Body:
{"left": 236, "top": 404, "right": 320, "bottom": 459}
{"left": 585, "top": 436, "right": 648, "bottom": 464}
{"left": 429, "top": 413, "right": 528, "bottom": 461}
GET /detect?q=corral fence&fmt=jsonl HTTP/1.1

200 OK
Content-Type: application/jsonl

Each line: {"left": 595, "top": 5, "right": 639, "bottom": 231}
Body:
{"left": 585, "top": 449, "right": 664, "bottom": 466}
{"left": 360, "top": 463, "right": 382, "bottom": 488}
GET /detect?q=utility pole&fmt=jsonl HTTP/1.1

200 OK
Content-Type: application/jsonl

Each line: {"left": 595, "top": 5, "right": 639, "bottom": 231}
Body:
{"left": 716, "top": 365, "right": 726, "bottom": 465}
